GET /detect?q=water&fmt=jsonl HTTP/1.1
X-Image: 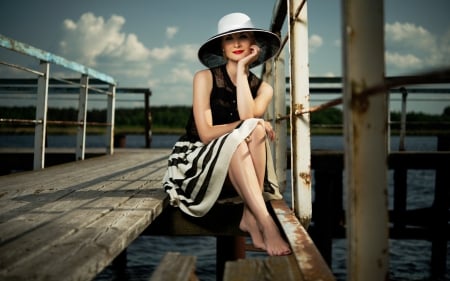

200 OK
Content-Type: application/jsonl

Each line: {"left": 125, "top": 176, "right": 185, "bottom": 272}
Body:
{"left": 0, "top": 134, "right": 177, "bottom": 149}
{"left": 0, "top": 133, "right": 438, "bottom": 151}
{"left": 0, "top": 134, "right": 448, "bottom": 280}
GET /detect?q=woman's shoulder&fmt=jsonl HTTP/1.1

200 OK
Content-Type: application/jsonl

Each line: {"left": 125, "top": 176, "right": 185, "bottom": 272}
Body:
{"left": 193, "top": 69, "right": 214, "bottom": 92}
{"left": 194, "top": 69, "right": 213, "bottom": 81}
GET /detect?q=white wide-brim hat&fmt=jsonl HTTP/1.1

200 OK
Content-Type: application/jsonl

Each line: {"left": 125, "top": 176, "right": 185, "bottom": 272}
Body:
{"left": 198, "top": 12, "right": 281, "bottom": 69}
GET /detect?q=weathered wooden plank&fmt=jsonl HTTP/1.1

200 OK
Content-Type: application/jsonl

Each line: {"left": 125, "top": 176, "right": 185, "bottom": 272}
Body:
{"left": 0, "top": 149, "right": 170, "bottom": 281}
{"left": 0, "top": 172, "right": 166, "bottom": 267}
{"left": 2, "top": 189, "right": 167, "bottom": 280}
{"left": 0, "top": 149, "right": 168, "bottom": 199}
{"left": 0, "top": 151, "right": 167, "bottom": 227}
{"left": 149, "top": 252, "right": 198, "bottom": 281}
{"left": 223, "top": 255, "right": 303, "bottom": 281}
{"left": 0, "top": 162, "right": 166, "bottom": 248}
{"left": 270, "top": 199, "right": 336, "bottom": 281}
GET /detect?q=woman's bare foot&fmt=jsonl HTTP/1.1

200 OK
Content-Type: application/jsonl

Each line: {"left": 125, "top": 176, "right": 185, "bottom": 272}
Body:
{"left": 260, "top": 216, "right": 291, "bottom": 256}
{"left": 239, "top": 207, "right": 266, "bottom": 250}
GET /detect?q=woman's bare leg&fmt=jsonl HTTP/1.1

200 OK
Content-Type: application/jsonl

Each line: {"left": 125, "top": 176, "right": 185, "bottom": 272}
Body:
{"left": 228, "top": 123, "right": 291, "bottom": 256}
{"left": 239, "top": 123, "right": 266, "bottom": 249}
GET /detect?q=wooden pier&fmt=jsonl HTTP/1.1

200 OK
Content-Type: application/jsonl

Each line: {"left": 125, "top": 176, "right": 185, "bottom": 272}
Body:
{"left": 0, "top": 149, "right": 335, "bottom": 281}
{"left": 1, "top": 0, "right": 449, "bottom": 279}
{"left": 0, "top": 149, "right": 169, "bottom": 280}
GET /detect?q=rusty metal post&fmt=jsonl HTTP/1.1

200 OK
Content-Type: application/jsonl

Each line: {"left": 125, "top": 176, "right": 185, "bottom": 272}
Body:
{"left": 263, "top": 60, "right": 275, "bottom": 154}
{"left": 431, "top": 135, "right": 449, "bottom": 278}
{"left": 106, "top": 84, "right": 116, "bottom": 155}
{"left": 399, "top": 87, "right": 408, "bottom": 151}
{"left": 342, "top": 0, "right": 389, "bottom": 280}
{"left": 33, "top": 61, "right": 49, "bottom": 170}
{"left": 144, "top": 90, "right": 152, "bottom": 148}
{"left": 274, "top": 48, "right": 287, "bottom": 193}
{"left": 393, "top": 87, "right": 408, "bottom": 232}
{"left": 288, "top": 0, "right": 312, "bottom": 227}
{"left": 76, "top": 74, "right": 88, "bottom": 161}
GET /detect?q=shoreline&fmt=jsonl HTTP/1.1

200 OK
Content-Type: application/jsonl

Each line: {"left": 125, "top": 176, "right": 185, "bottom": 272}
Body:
{"left": 0, "top": 126, "right": 447, "bottom": 136}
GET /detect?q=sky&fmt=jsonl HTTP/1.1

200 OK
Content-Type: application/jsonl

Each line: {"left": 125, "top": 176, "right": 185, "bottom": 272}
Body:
{"left": 0, "top": 0, "right": 449, "bottom": 114}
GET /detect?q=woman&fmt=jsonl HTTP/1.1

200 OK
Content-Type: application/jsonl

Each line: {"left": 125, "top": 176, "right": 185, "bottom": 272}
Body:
{"left": 163, "top": 12, "right": 290, "bottom": 256}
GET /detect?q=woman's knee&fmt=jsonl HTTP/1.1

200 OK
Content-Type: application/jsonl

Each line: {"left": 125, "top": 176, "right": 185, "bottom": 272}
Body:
{"left": 250, "top": 123, "right": 266, "bottom": 142}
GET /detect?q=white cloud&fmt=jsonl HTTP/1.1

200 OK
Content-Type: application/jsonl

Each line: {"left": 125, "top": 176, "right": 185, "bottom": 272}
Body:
{"left": 166, "top": 26, "right": 179, "bottom": 39}
{"left": 149, "top": 46, "right": 176, "bottom": 61}
{"left": 324, "top": 72, "right": 336, "bottom": 77}
{"left": 59, "top": 13, "right": 127, "bottom": 66}
{"left": 147, "top": 78, "right": 160, "bottom": 89}
{"left": 113, "top": 33, "right": 150, "bottom": 61}
{"left": 147, "top": 44, "right": 197, "bottom": 62}
{"left": 58, "top": 12, "right": 152, "bottom": 83}
{"left": 385, "top": 22, "right": 435, "bottom": 51}
{"left": 178, "top": 44, "right": 199, "bottom": 61}
{"left": 385, "top": 51, "right": 422, "bottom": 69}
{"left": 309, "top": 34, "right": 323, "bottom": 53}
{"left": 55, "top": 13, "right": 210, "bottom": 106}
{"left": 57, "top": 12, "right": 198, "bottom": 91}
{"left": 167, "top": 65, "right": 194, "bottom": 84}
{"left": 384, "top": 21, "right": 449, "bottom": 72}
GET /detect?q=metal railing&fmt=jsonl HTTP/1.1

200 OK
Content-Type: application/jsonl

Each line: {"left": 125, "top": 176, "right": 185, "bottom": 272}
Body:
{"left": 0, "top": 34, "right": 116, "bottom": 170}
{"left": 262, "top": 1, "right": 450, "bottom": 280}
{"left": 0, "top": 78, "right": 153, "bottom": 148}
{"left": 262, "top": 0, "right": 312, "bottom": 229}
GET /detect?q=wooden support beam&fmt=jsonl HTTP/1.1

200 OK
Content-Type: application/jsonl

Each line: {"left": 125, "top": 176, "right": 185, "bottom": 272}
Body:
{"left": 271, "top": 199, "right": 336, "bottom": 281}
{"left": 223, "top": 255, "right": 302, "bottom": 281}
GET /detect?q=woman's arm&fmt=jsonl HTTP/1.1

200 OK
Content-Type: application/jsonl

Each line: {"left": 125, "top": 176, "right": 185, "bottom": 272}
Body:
{"left": 235, "top": 45, "right": 274, "bottom": 119}
{"left": 193, "top": 69, "right": 241, "bottom": 144}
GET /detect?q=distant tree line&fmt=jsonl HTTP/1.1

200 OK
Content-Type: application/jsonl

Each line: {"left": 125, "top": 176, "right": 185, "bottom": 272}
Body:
{"left": 1, "top": 106, "right": 449, "bottom": 131}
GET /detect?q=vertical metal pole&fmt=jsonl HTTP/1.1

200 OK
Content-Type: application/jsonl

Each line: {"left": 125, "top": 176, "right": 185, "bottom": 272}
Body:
{"left": 76, "top": 74, "right": 89, "bottom": 161}
{"left": 106, "top": 84, "right": 116, "bottom": 155}
{"left": 393, "top": 87, "right": 408, "bottom": 232}
{"left": 399, "top": 87, "right": 408, "bottom": 151}
{"left": 342, "top": 0, "right": 389, "bottom": 280}
{"left": 274, "top": 48, "right": 287, "bottom": 193}
{"left": 263, "top": 60, "right": 275, "bottom": 155}
{"left": 145, "top": 90, "right": 152, "bottom": 148}
{"left": 33, "top": 61, "right": 49, "bottom": 170}
{"left": 431, "top": 136, "right": 449, "bottom": 278}
{"left": 288, "top": 0, "right": 312, "bottom": 227}
{"left": 263, "top": 60, "right": 278, "bottom": 163}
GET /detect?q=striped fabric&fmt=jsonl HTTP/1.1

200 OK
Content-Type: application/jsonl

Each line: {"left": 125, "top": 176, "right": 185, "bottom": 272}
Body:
{"left": 163, "top": 118, "right": 282, "bottom": 217}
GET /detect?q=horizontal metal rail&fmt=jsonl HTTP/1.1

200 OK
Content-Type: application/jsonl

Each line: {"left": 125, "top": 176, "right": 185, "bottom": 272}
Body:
{"left": 275, "top": 68, "right": 450, "bottom": 119}
{"left": 0, "top": 34, "right": 118, "bottom": 169}
{"left": 0, "top": 34, "right": 115, "bottom": 85}
{"left": 0, "top": 118, "right": 111, "bottom": 126}
{"left": 0, "top": 60, "right": 44, "bottom": 76}
{"left": 0, "top": 78, "right": 150, "bottom": 95}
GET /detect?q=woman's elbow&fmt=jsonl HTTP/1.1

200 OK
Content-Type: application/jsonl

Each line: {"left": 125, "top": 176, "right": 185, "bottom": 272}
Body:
{"left": 198, "top": 133, "right": 213, "bottom": 145}
{"left": 239, "top": 112, "right": 256, "bottom": 120}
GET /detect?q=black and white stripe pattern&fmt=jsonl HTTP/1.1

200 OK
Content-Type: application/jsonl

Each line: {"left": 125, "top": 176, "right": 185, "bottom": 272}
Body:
{"left": 163, "top": 118, "right": 282, "bottom": 217}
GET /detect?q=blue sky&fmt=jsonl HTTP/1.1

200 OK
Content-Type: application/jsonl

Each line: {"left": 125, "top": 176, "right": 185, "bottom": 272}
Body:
{"left": 0, "top": 0, "right": 449, "bottom": 113}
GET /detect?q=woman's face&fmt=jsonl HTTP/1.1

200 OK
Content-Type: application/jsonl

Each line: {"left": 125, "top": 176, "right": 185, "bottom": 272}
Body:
{"left": 221, "top": 32, "right": 255, "bottom": 61}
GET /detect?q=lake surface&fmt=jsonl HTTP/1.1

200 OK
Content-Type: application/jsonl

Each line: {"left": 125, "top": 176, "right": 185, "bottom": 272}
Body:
{"left": 0, "top": 134, "right": 448, "bottom": 280}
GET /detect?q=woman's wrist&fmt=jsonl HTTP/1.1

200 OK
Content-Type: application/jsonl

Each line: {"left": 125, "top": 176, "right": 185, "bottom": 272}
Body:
{"left": 236, "top": 61, "right": 249, "bottom": 75}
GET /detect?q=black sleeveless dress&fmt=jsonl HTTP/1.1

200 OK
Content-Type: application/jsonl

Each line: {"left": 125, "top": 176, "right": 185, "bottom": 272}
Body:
{"left": 162, "top": 65, "right": 282, "bottom": 217}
